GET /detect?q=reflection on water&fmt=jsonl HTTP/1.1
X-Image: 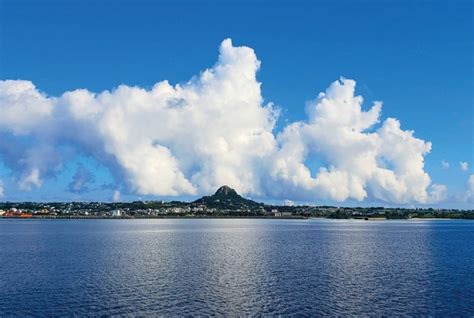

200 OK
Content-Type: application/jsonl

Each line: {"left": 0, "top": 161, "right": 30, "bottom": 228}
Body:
{"left": 0, "top": 219, "right": 472, "bottom": 315}
{"left": 322, "top": 221, "right": 435, "bottom": 315}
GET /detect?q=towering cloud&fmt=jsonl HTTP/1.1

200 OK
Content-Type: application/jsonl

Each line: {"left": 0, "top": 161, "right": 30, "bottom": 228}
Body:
{"left": 0, "top": 39, "right": 445, "bottom": 204}
{"left": 269, "top": 78, "right": 444, "bottom": 203}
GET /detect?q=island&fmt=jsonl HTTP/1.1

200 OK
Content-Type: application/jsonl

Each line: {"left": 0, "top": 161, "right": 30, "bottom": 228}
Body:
{"left": 0, "top": 185, "right": 473, "bottom": 220}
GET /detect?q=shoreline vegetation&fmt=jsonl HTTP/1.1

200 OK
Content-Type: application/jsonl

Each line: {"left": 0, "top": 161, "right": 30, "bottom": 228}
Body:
{"left": 1, "top": 186, "right": 473, "bottom": 220}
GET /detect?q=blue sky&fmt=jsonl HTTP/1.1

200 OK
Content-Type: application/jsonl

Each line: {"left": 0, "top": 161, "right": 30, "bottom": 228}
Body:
{"left": 0, "top": 0, "right": 472, "bottom": 207}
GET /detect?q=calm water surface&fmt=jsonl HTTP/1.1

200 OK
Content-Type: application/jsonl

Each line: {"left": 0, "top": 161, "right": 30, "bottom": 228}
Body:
{"left": 0, "top": 219, "right": 473, "bottom": 316}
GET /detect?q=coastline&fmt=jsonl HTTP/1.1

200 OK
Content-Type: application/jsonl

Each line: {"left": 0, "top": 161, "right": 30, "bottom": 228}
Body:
{"left": 0, "top": 215, "right": 308, "bottom": 220}
{"left": 1, "top": 216, "right": 472, "bottom": 221}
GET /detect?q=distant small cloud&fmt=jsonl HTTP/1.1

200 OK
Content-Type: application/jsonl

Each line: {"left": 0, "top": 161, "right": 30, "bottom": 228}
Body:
{"left": 112, "top": 190, "right": 121, "bottom": 202}
{"left": 460, "top": 161, "right": 469, "bottom": 171}
{"left": 284, "top": 199, "right": 295, "bottom": 206}
{"left": 0, "top": 180, "right": 4, "bottom": 198}
{"left": 441, "top": 160, "right": 449, "bottom": 169}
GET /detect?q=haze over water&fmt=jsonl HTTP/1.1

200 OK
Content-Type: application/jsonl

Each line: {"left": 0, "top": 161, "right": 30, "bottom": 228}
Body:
{"left": 0, "top": 219, "right": 472, "bottom": 316}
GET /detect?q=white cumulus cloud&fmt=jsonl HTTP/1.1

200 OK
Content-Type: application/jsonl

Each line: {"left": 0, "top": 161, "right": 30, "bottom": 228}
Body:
{"left": 268, "top": 78, "right": 444, "bottom": 204}
{"left": 460, "top": 161, "right": 469, "bottom": 171}
{"left": 59, "top": 38, "right": 277, "bottom": 196}
{"left": 0, "top": 39, "right": 276, "bottom": 197}
{"left": 0, "top": 39, "right": 445, "bottom": 204}
{"left": 442, "top": 160, "right": 449, "bottom": 169}
{"left": 0, "top": 80, "right": 53, "bottom": 135}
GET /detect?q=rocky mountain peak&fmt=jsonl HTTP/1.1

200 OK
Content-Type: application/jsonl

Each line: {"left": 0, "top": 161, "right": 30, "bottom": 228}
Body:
{"left": 193, "top": 185, "right": 262, "bottom": 208}
{"left": 214, "top": 185, "right": 238, "bottom": 196}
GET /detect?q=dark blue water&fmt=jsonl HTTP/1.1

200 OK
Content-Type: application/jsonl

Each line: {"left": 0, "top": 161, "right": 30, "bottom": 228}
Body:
{"left": 0, "top": 219, "right": 473, "bottom": 316}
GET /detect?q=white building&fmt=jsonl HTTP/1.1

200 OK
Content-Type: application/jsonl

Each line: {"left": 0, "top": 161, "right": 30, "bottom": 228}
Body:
{"left": 273, "top": 210, "right": 292, "bottom": 217}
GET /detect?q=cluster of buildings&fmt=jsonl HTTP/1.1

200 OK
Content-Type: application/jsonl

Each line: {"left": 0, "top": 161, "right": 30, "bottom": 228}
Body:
{"left": 0, "top": 203, "right": 300, "bottom": 219}
{"left": 0, "top": 208, "right": 54, "bottom": 218}
{"left": 0, "top": 198, "right": 472, "bottom": 220}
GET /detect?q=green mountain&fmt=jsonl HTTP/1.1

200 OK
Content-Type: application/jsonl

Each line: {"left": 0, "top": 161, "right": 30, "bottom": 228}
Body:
{"left": 193, "top": 185, "right": 263, "bottom": 209}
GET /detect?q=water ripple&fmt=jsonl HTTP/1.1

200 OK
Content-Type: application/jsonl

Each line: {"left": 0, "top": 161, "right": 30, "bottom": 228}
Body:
{"left": 0, "top": 219, "right": 473, "bottom": 316}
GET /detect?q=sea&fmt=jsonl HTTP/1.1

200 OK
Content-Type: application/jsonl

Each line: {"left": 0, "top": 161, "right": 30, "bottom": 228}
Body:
{"left": 0, "top": 218, "right": 473, "bottom": 316}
